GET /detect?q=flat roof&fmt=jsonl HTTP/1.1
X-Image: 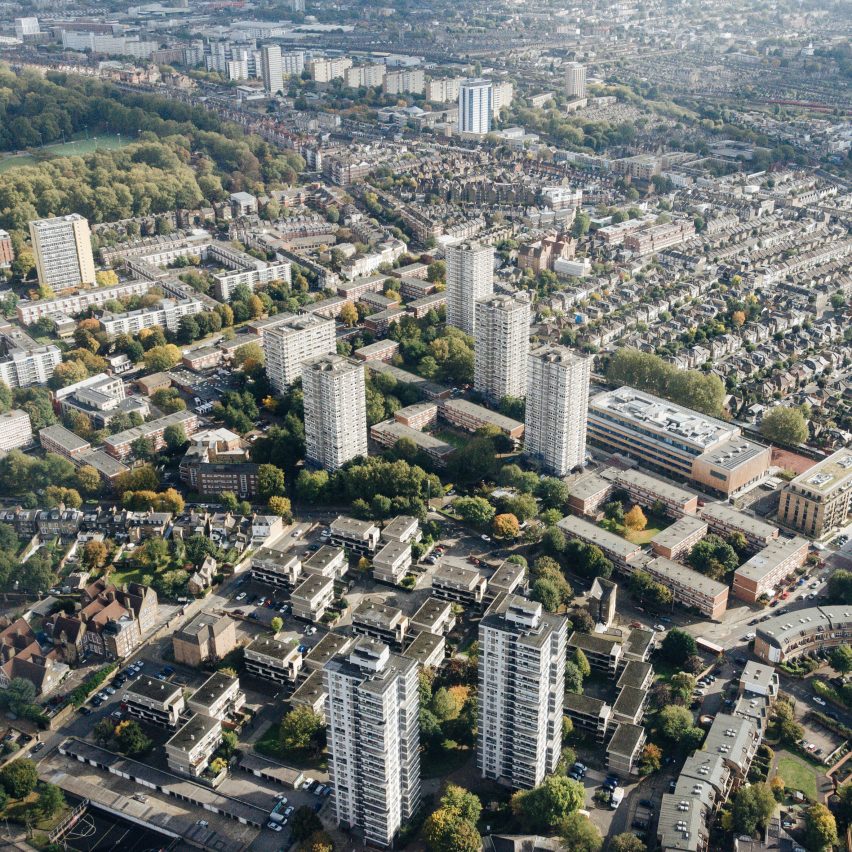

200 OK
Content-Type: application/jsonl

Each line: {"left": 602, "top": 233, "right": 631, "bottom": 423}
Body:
{"left": 190, "top": 671, "right": 238, "bottom": 707}
{"left": 557, "top": 514, "right": 643, "bottom": 560}
{"left": 440, "top": 398, "right": 523, "bottom": 433}
{"left": 126, "top": 674, "right": 182, "bottom": 703}
{"left": 740, "top": 660, "right": 777, "bottom": 693}
{"left": 402, "top": 631, "right": 445, "bottom": 664}
{"left": 755, "top": 604, "right": 852, "bottom": 650}
{"left": 568, "top": 472, "right": 612, "bottom": 501}
{"left": 699, "top": 438, "right": 769, "bottom": 471}
{"left": 40, "top": 424, "right": 90, "bottom": 453}
{"left": 651, "top": 516, "right": 708, "bottom": 550}
{"left": 607, "top": 722, "right": 645, "bottom": 756}
{"left": 614, "top": 468, "right": 697, "bottom": 506}
{"left": 734, "top": 535, "right": 809, "bottom": 583}
{"left": 411, "top": 596, "right": 452, "bottom": 628}
{"left": 292, "top": 573, "right": 334, "bottom": 598}
{"left": 304, "top": 632, "right": 352, "bottom": 669}
{"left": 647, "top": 556, "right": 728, "bottom": 599}
{"left": 612, "top": 685, "right": 646, "bottom": 718}
{"left": 617, "top": 659, "right": 653, "bottom": 690}
{"left": 245, "top": 635, "right": 300, "bottom": 662}
{"left": 563, "top": 691, "right": 610, "bottom": 717}
{"left": 432, "top": 562, "right": 484, "bottom": 590}
{"left": 105, "top": 409, "right": 195, "bottom": 449}
{"left": 786, "top": 447, "right": 852, "bottom": 497}
{"left": 166, "top": 713, "right": 219, "bottom": 751}
{"left": 590, "top": 386, "right": 738, "bottom": 451}
{"left": 703, "top": 714, "right": 757, "bottom": 770}
{"left": 303, "top": 545, "right": 344, "bottom": 573}
{"left": 330, "top": 515, "right": 379, "bottom": 537}
{"left": 355, "top": 339, "right": 399, "bottom": 356}
{"left": 382, "top": 515, "right": 419, "bottom": 538}
{"left": 568, "top": 630, "right": 622, "bottom": 656}
{"left": 372, "top": 420, "right": 456, "bottom": 456}
{"left": 700, "top": 502, "right": 779, "bottom": 539}
{"left": 352, "top": 600, "right": 405, "bottom": 629}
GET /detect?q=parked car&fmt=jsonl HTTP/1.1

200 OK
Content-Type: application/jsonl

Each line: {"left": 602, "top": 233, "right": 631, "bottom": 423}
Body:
{"left": 813, "top": 697, "right": 827, "bottom": 706}
{"left": 32, "top": 742, "right": 45, "bottom": 753}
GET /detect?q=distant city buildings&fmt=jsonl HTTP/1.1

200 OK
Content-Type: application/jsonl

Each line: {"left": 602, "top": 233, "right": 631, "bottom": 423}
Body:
{"left": 261, "top": 44, "right": 284, "bottom": 95}
{"left": 446, "top": 241, "right": 494, "bottom": 334}
{"left": 29, "top": 214, "right": 96, "bottom": 291}
{"left": 324, "top": 638, "right": 421, "bottom": 847}
{"left": 565, "top": 61, "right": 587, "bottom": 98}
{"left": 302, "top": 354, "right": 368, "bottom": 471}
{"left": 458, "top": 79, "right": 493, "bottom": 135}
{"left": 474, "top": 292, "right": 530, "bottom": 404}
{"left": 524, "top": 345, "right": 591, "bottom": 476}
{"left": 478, "top": 595, "right": 567, "bottom": 788}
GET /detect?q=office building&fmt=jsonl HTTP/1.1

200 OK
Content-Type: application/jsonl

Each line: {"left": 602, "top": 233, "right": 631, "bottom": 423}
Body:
{"left": 0, "top": 409, "right": 32, "bottom": 453}
{"left": 324, "top": 639, "right": 421, "bottom": 847}
{"left": 478, "top": 595, "right": 568, "bottom": 789}
{"left": 474, "top": 293, "right": 530, "bottom": 404}
{"left": 445, "top": 241, "right": 493, "bottom": 334}
{"left": 588, "top": 387, "right": 770, "bottom": 496}
{"left": 261, "top": 44, "right": 284, "bottom": 94}
{"left": 778, "top": 448, "right": 852, "bottom": 538}
{"left": 458, "top": 80, "right": 493, "bottom": 135}
{"left": 524, "top": 345, "right": 591, "bottom": 476}
{"left": 302, "top": 355, "right": 367, "bottom": 471}
{"left": 29, "top": 215, "right": 96, "bottom": 291}
{"left": 565, "top": 62, "right": 586, "bottom": 98}
{"left": 264, "top": 313, "right": 336, "bottom": 393}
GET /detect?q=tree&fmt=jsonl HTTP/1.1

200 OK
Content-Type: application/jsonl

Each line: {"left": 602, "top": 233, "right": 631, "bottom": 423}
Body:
{"left": 531, "top": 578, "right": 561, "bottom": 612}
{"left": 453, "top": 496, "right": 496, "bottom": 527}
{"left": 131, "top": 436, "right": 155, "bottom": 462}
{"left": 565, "top": 661, "right": 584, "bottom": 694}
{"left": 670, "top": 673, "right": 697, "bottom": 704}
{"left": 114, "top": 720, "right": 151, "bottom": 756}
{"left": 279, "top": 707, "right": 325, "bottom": 754}
{"left": 339, "top": 302, "right": 358, "bottom": 327}
{"left": 270, "top": 616, "right": 283, "bottom": 632}
{"left": 611, "top": 834, "right": 647, "bottom": 852}
{"left": 561, "top": 812, "right": 602, "bottom": 852}
{"left": 37, "top": 783, "right": 65, "bottom": 818}
{"left": 75, "top": 464, "right": 102, "bottom": 496}
{"left": 660, "top": 629, "right": 697, "bottom": 665}
{"left": 571, "top": 211, "right": 591, "bottom": 238}
{"left": 657, "top": 706, "right": 703, "bottom": 749}
{"left": 827, "top": 570, "right": 852, "bottom": 605}
{"left": 623, "top": 504, "right": 647, "bottom": 531}
{"left": 423, "top": 808, "right": 481, "bottom": 852}
{"left": 573, "top": 648, "right": 591, "bottom": 678}
{"left": 82, "top": 540, "right": 108, "bottom": 570}
{"left": 290, "top": 806, "right": 323, "bottom": 842}
{"left": 268, "top": 496, "right": 292, "bottom": 519}
{"left": 536, "top": 477, "right": 569, "bottom": 510}
{"left": 431, "top": 686, "right": 461, "bottom": 721}
{"left": 2, "top": 678, "right": 36, "bottom": 713}
{"left": 143, "top": 344, "right": 181, "bottom": 372}
{"left": 511, "top": 775, "right": 585, "bottom": 833}
{"left": 687, "top": 534, "right": 739, "bottom": 580}
{"left": 493, "top": 513, "right": 520, "bottom": 539}
{"left": 831, "top": 645, "right": 852, "bottom": 673}
{"left": 441, "top": 784, "right": 482, "bottom": 824}
{"left": 163, "top": 424, "right": 187, "bottom": 451}
{"left": 805, "top": 804, "right": 838, "bottom": 851}
{"left": 257, "top": 464, "right": 286, "bottom": 500}
{"left": 219, "top": 730, "right": 238, "bottom": 759}
{"left": 640, "top": 742, "right": 662, "bottom": 774}
{"left": 151, "top": 388, "right": 186, "bottom": 414}
{"left": 0, "top": 758, "right": 39, "bottom": 798}
{"left": 731, "top": 782, "right": 778, "bottom": 835}
{"left": 760, "top": 406, "right": 808, "bottom": 445}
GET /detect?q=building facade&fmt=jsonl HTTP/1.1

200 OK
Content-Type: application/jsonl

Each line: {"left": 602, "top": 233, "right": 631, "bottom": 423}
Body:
{"left": 474, "top": 293, "right": 530, "bottom": 404}
{"left": 445, "top": 241, "right": 494, "bottom": 335}
{"left": 777, "top": 449, "right": 852, "bottom": 538}
{"left": 29, "top": 214, "right": 96, "bottom": 291}
{"left": 264, "top": 313, "right": 336, "bottom": 394}
{"left": 458, "top": 80, "right": 493, "bottom": 135}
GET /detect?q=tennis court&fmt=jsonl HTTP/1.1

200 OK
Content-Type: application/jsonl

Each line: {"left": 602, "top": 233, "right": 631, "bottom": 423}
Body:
{"left": 62, "top": 806, "right": 177, "bottom": 852}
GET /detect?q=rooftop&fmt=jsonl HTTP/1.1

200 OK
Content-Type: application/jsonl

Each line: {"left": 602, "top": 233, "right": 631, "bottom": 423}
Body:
{"left": 190, "top": 671, "right": 239, "bottom": 708}
{"left": 651, "top": 516, "right": 708, "bottom": 551}
{"left": 402, "top": 631, "right": 445, "bottom": 665}
{"left": 646, "top": 556, "right": 729, "bottom": 599}
{"left": 700, "top": 502, "right": 779, "bottom": 539}
{"left": 245, "top": 635, "right": 300, "bottom": 662}
{"left": 126, "top": 674, "right": 182, "bottom": 704}
{"left": 613, "top": 468, "right": 698, "bottom": 506}
{"left": 352, "top": 600, "right": 405, "bottom": 629}
{"left": 734, "top": 536, "right": 810, "bottom": 583}
{"left": 557, "top": 514, "right": 643, "bottom": 560}
{"left": 563, "top": 691, "right": 610, "bottom": 717}
{"left": 166, "top": 713, "right": 219, "bottom": 752}
{"left": 607, "top": 721, "right": 645, "bottom": 756}
{"left": 786, "top": 447, "right": 852, "bottom": 496}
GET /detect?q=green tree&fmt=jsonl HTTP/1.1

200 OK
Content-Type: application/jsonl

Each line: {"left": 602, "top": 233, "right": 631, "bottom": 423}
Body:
{"left": 657, "top": 705, "right": 703, "bottom": 749}
{"left": 531, "top": 578, "right": 561, "bottom": 612}
{"left": 279, "top": 707, "right": 325, "bottom": 754}
{"left": 760, "top": 406, "right": 808, "bottom": 445}
{"left": 270, "top": 616, "right": 283, "bottom": 632}
{"left": 268, "top": 495, "right": 292, "bottom": 519}
{"left": 660, "top": 629, "right": 697, "bottom": 665}
{"left": 511, "top": 775, "right": 585, "bottom": 833}
{"left": 670, "top": 672, "right": 697, "bottom": 704}
{"left": 535, "top": 477, "right": 569, "bottom": 510}
{"left": 219, "top": 730, "right": 238, "bottom": 758}
{"left": 131, "top": 436, "right": 155, "bottom": 462}
{"left": 732, "top": 782, "right": 776, "bottom": 835}
{"left": 687, "top": 534, "right": 740, "bottom": 580}
{"left": 2, "top": 678, "right": 36, "bottom": 713}
{"left": 831, "top": 645, "right": 852, "bottom": 673}
{"left": 234, "top": 341, "right": 264, "bottom": 368}
{"left": 114, "top": 720, "right": 151, "bottom": 756}
{"left": 453, "top": 496, "right": 496, "bottom": 527}
{"left": 37, "top": 783, "right": 65, "bottom": 818}
{"left": 565, "top": 661, "right": 584, "bottom": 694}
{"left": 561, "top": 812, "right": 602, "bottom": 852}
{"left": 143, "top": 344, "right": 181, "bottom": 372}
{"left": 573, "top": 648, "right": 591, "bottom": 678}
{"left": 571, "top": 211, "right": 591, "bottom": 238}
{"left": 257, "top": 464, "right": 286, "bottom": 500}
{"left": 440, "top": 784, "right": 482, "bottom": 824}
{"left": 827, "top": 570, "right": 852, "bottom": 605}
{"left": 290, "top": 806, "right": 323, "bottom": 842}
{"left": 611, "top": 834, "right": 647, "bottom": 852}
{"left": 423, "top": 807, "right": 481, "bottom": 852}
{"left": 0, "top": 758, "right": 39, "bottom": 798}
{"left": 163, "top": 424, "right": 187, "bottom": 451}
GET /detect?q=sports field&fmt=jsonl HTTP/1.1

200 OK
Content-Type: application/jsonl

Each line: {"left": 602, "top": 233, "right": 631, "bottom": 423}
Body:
{"left": 0, "top": 134, "right": 130, "bottom": 173}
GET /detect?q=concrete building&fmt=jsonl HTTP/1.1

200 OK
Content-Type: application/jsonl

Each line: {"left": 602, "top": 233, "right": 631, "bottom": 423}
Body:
{"left": 524, "top": 345, "right": 591, "bottom": 476}
{"left": 165, "top": 714, "right": 222, "bottom": 777}
{"left": 557, "top": 514, "right": 644, "bottom": 569}
{"left": 328, "top": 516, "right": 380, "bottom": 554}
{"left": 172, "top": 613, "right": 236, "bottom": 667}
{"left": 308, "top": 56, "right": 352, "bottom": 82}
{"left": 440, "top": 399, "right": 524, "bottom": 441}
{"left": 607, "top": 722, "right": 646, "bottom": 776}
{"left": 351, "top": 601, "right": 409, "bottom": 648}
{"left": 264, "top": 313, "right": 336, "bottom": 393}
{"left": 39, "top": 424, "right": 91, "bottom": 460}
{"left": 568, "top": 631, "right": 623, "bottom": 678}
{"left": 0, "top": 409, "right": 32, "bottom": 453}
{"left": 754, "top": 605, "right": 852, "bottom": 664}
{"left": 731, "top": 536, "right": 810, "bottom": 603}
{"left": 700, "top": 503, "right": 779, "bottom": 552}
{"left": 637, "top": 556, "right": 729, "bottom": 621}
{"left": 431, "top": 563, "right": 487, "bottom": 607}
{"left": 474, "top": 293, "right": 530, "bottom": 404}
{"left": 614, "top": 469, "right": 699, "bottom": 518}
{"left": 29, "top": 214, "right": 96, "bottom": 291}
{"left": 563, "top": 692, "right": 611, "bottom": 743}
{"left": 123, "top": 675, "right": 185, "bottom": 728}
{"left": 104, "top": 410, "right": 198, "bottom": 460}
{"left": 478, "top": 595, "right": 567, "bottom": 789}
{"left": 0, "top": 229, "right": 14, "bottom": 267}
{"left": 291, "top": 574, "right": 335, "bottom": 622}
{"left": 372, "top": 540, "right": 412, "bottom": 585}
{"left": 458, "top": 80, "right": 493, "bottom": 135}
{"left": 324, "top": 639, "right": 421, "bottom": 847}
{"left": 588, "top": 387, "right": 770, "bottom": 496}
{"left": 383, "top": 68, "right": 425, "bottom": 95}
{"left": 244, "top": 636, "right": 303, "bottom": 685}
{"left": 261, "top": 44, "right": 284, "bottom": 94}
{"left": 345, "top": 63, "right": 385, "bottom": 88}
{"left": 565, "top": 62, "right": 586, "bottom": 98}
{"left": 778, "top": 449, "right": 852, "bottom": 538}
{"left": 445, "top": 241, "right": 493, "bottom": 334}
{"left": 188, "top": 671, "right": 245, "bottom": 721}
{"left": 651, "top": 516, "right": 709, "bottom": 561}
{"left": 302, "top": 355, "right": 367, "bottom": 471}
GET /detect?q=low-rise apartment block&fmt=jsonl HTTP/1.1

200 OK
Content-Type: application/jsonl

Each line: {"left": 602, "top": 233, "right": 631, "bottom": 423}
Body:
{"left": 637, "top": 556, "right": 729, "bottom": 621}
{"left": 410, "top": 598, "right": 456, "bottom": 636}
{"left": 651, "top": 516, "right": 709, "bottom": 561}
{"left": 440, "top": 398, "right": 524, "bottom": 441}
{"left": 172, "top": 613, "right": 236, "bottom": 667}
{"left": 123, "top": 675, "right": 185, "bottom": 728}
{"left": 372, "top": 540, "right": 412, "bottom": 585}
{"left": 563, "top": 692, "right": 611, "bottom": 742}
{"left": 778, "top": 449, "right": 852, "bottom": 538}
{"left": 568, "top": 631, "right": 623, "bottom": 678}
{"left": 557, "top": 514, "right": 644, "bottom": 569}
{"left": 244, "top": 636, "right": 303, "bottom": 685}
{"left": 612, "top": 468, "right": 699, "bottom": 518}
{"left": 165, "top": 713, "right": 222, "bottom": 777}
{"left": 250, "top": 550, "right": 302, "bottom": 588}
{"left": 104, "top": 410, "right": 198, "bottom": 460}
{"left": 431, "top": 563, "right": 487, "bottom": 607}
{"left": 0, "top": 409, "right": 32, "bottom": 453}
{"left": 290, "top": 574, "right": 335, "bottom": 622}
{"left": 700, "top": 503, "right": 780, "bottom": 552}
{"left": 328, "top": 516, "right": 380, "bottom": 554}
{"left": 732, "top": 536, "right": 810, "bottom": 603}
{"left": 302, "top": 545, "right": 347, "bottom": 579}
{"left": 188, "top": 671, "right": 245, "bottom": 721}
{"left": 351, "top": 600, "right": 409, "bottom": 648}
{"left": 607, "top": 722, "right": 646, "bottom": 776}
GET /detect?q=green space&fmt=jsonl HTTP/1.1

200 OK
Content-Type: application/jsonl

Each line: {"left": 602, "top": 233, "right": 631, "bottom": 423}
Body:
{"left": 254, "top": 723, "right": 327, "bottom": 771}
{"left": 433, "top": 428, "right": 469, "bottom": 449}
{"left": 0, "top": 134, "right": 130, "bottom": 173}
{"left": 776, "top": 751, "right": 820, "bottom": 801}
{"left": 600, "top": 511, "right": 667, "bottom": 545}
{"left": 421, "top": 742, "right": 472, "bottom": 778}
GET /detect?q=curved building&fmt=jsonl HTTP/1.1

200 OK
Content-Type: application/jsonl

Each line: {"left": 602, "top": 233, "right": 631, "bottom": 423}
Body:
{"left": 754, "top": 605, "right": 852, "bottom": 663}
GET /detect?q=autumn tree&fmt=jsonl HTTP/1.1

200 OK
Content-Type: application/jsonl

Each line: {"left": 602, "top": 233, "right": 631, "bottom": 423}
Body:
{"left": 493, "top": 512, "right": 520, "bottom": 539}
{"left": 279, "top": 707, "right": 325, "bottom": 755}
{"left": 623, "top": 504, "right": 647, "bottom": 531}
{"left": 805, "top": 803, "right": 838, "bottom": 851}
{"left": 339, "top": 302, "right": 358, "bottom": 327}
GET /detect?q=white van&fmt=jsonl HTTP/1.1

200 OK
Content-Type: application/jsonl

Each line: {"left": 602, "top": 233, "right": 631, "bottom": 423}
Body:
{"left": 611, "top": 787, "right": 625, "bottom": 809}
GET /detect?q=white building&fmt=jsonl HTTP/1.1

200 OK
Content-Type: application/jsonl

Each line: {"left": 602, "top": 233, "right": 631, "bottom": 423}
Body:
{"left": 261, "top": 44, "right": 284, "bottom": 95}
{"left": 14, "top": 17, "right": 40, "bottom": 38}
{"left": 0, "top": 345, "right": 62, "bottom": 389}
{"left": 474, "top": 292, "right": 530, "bottom": 404}
{"left": 446, "top": 241, "right": 494, "bottom": 335}
{"left": 99, "top": 298, "right": 204, "bottom": 337}
{"left": 264, "top": 313, "right": 336, "bottom": 393}
{"left": 458, "top": 80, "right": 493, "bottom": 135}
{"left": 29, "top": 214, "right": 96, "bottom": 292}
{"left": 282, "top": 50, "right": 306, "bottom": 77}
{"left": 383, "top": 68, "right": 425, "bottom": 95}
{"left": 492, "top": 80, "right": 514, "bottom": 118}
{"left": 308, "top": 57, "right": 352, "bottom": 82}
{"left": 0, "top": 409, "right": 33, "bottom": 452}
{"left": 345, "top": 64, "right": 385, "bottom": 89}
{"left": 565, "top": 62, "right": 586, "bottom": 99}
{"left": 302, "top": 354, "right": 367, "bottom": 471}
{"left": 324, "top": 639, "right": 421, "bottom": 847}
{"left": 478, "top": 595, "right": 568, "bottom": 789}
{"left": 427, "top": 77, "right": 463, "bottom": 103}
{"left": 524, "top": 345, "right": 591, "bottom": 476}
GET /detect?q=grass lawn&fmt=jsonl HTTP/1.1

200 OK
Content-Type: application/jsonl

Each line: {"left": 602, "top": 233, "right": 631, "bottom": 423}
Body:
{"left": 107, "top": 564, "right": 148, "bottom": 587}
{"left": 776, "top": 751, "right": 819, "bottom": 801}
{"left": 600, "top": 508, "right": 669, "bottom": 545}
{"left": 0, "top": 133, "right": 130, "bottom": 173}
{"left": 432, "top": 428, "right": 468, "bottom": 449}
